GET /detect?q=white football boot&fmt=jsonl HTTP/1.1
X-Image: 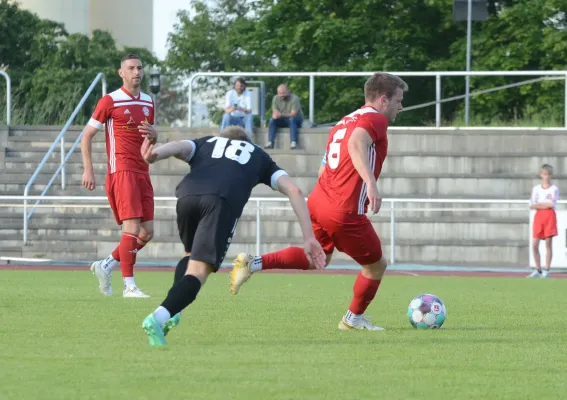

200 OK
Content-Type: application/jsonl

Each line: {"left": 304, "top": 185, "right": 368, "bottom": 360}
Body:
{"left": 123, "top": 286, "right": 151, "bottom": 298}
{"left": 527, "top": 270, "right": 542, "bottom": 278}
{"left": 90, "top": 260, "right": 113, "bottom": 296}
{"left": 541, "top": 270, "right": 550, "bottom": 279}
{"left": 338, "top": 315, "right": 385, "bottom": 331}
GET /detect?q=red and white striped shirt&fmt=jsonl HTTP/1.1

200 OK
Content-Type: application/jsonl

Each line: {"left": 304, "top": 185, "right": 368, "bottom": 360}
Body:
{"left": 312, "top": 105, "right": 389, "bottom": 214}
{"left": 88, "top": 87, "right": 154, "bottom": 175}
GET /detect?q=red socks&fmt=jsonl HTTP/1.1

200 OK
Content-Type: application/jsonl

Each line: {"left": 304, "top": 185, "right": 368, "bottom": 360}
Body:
{"left": 348, "top": 273, "right": 382, "bottom": 315}
{"left": 261, "top": 247, "right": 311, "bottom": 270}
{"left": 118, "top": 233, "right": 139, "bottom": 278}
{"left": 112, "top": 237, "right": 147, "bottom": 262}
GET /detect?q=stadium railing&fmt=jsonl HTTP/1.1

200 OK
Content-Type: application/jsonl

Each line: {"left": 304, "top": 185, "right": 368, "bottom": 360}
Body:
{"left": 22, "top": 73, "right": 107, "bottom": 244}
{"left": 0, "top": 71, "right": 11, "bottom": 126}
{"left": 0, "top": 195, "right": 548, "bottom": 264}
{"left": 187, "top": 70, "right": 567, "bottom": 128}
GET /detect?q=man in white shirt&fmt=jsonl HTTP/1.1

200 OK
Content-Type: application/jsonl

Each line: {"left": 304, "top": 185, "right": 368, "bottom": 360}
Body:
{"left": 220, "top": 77, "right": 254, "bottom": 141}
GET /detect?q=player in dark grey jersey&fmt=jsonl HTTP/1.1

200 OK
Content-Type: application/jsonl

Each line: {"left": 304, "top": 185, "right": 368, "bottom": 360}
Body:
{"left": 140, "top": 126, "right": 326, "bottom": 346}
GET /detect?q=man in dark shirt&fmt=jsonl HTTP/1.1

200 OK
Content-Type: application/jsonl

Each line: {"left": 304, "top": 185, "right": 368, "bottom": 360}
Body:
{"left": 140, "top": 126, "right": 326, "bottom": 346}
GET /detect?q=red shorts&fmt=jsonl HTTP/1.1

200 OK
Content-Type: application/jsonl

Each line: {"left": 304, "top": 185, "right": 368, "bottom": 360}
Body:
{"left": 308, "top": 199, "right": 383, "bottom": 265}
{"left": 533, "top": 208, "right": 557, "bottom": 239}
{"left": 105, "top": 171, "right": 154, "bottom": 225}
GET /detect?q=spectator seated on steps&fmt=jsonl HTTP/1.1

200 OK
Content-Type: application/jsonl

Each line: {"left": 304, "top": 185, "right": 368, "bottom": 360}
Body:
{"left": 264, "top": 84, "right": 303, "bottom": 150}
{"left": 220, "top": 77, "right": 254, "bottom": 142}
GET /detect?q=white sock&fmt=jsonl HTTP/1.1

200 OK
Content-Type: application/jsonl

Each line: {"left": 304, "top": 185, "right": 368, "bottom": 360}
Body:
{"left": 250, "top": 256, "right": 263, "bottom": 272}
{"left": 153, "top": 306, "right": 171, "bottom": 327}
{"left": 344, "top": 310, "right": 362, "bottom": 325}
{"left": 124, "top": 277, "right": 136, "bottom": 288}
{"left": 102, "top": 255, "right": 119, "bottom": 272}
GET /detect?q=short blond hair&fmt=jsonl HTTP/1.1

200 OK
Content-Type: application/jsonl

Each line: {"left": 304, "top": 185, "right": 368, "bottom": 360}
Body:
{"left": 220, "top": 125, "right": 251, "bottom": 142}
{"left": 364, "top": 72, "right": 408, "bottom": 102}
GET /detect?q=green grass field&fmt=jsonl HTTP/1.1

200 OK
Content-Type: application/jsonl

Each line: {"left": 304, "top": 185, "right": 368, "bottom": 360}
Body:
{"left": 1, "top": 270, "right": 566, "bottom": 400}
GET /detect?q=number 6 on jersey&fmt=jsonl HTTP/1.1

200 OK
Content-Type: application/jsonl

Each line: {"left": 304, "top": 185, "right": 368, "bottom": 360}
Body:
{"left": 327, "top": 128, "right": 347, "bottom": 169}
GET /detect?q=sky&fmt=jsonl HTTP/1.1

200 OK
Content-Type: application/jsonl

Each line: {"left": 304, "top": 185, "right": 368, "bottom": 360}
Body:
{"left": 152, "top": 0, "right": 192, "bottom": 61}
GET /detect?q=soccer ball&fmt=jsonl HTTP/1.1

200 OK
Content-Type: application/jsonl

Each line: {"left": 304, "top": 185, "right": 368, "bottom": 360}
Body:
{"left": 408, "top": 294, "right": 446, "bottom": 329}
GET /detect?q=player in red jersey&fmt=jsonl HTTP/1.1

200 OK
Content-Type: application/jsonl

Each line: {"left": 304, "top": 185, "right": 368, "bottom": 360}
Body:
{"left": 81, "top": 53, "right": 158, "bottom": 298}
{"left": 229, "top": 72, "right": 407, "bottom": 330}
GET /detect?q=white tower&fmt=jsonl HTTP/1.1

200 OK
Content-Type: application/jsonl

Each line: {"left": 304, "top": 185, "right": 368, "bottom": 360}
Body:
{"left": 18, "top": 0, "right": 90, "bottom": 35}
{"left": 18, "top": 0, "right": 153, "bottom": 51}
{"left": 89, "top": 0, "right": 153, "bottom": 51}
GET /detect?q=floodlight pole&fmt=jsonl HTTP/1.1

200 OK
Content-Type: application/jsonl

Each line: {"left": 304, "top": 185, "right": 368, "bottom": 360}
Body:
{"left": 465, "top": 0, "right": 472, "bottom": 125}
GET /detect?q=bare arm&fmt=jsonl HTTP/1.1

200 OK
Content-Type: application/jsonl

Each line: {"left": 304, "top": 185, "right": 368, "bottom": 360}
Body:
{"left": 282, "top": 110, "right": 298, "bottom": 118}
{"left": 276, "top": 175, "right": 313, "bottom": 241}
{"left": 531, "top": 203, "right": 554, "bottom": 210}
{"left": 141, "top": 139, "right": 195, "bottom": 164}
{"left": 348, "top": 127, "right": 382, "bottom": 213}
{"left": 283, "top": 97, "right": 300, "bottom": 118}
{"left": 81, "top": 125, "right": 98, "bottom": 171}
{"left": 529, "top": 186, "right": 554, "bottom": 209}
{"left": 318, "top": 151, "right": 327, "bottom": 178}
{"left": 224, "top": 91, "right": 235, "bottom": 113}
{"left": 276, "top": 174, "right": 326, "bottom": 269}
{"left": 347, "top": 127, "right": 376, "bottom": 187}
{"left": 81, "top": 125, "right": 99, "bottom": 191}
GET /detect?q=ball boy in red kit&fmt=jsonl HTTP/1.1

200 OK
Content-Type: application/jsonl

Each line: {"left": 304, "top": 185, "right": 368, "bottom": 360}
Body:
{"left": 81, "top": 54, "right": 158, "bottom": 298}
{"left": 528, "top": 164, "right": 559, "bottom": 279}
{"left": 229, "top": 72, "right": 408, "bottom": 331}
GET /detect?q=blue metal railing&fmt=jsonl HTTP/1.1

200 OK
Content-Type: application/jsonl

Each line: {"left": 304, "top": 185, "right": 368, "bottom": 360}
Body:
{"left": 0, "top": 71, "right": 11, "bottom": 126}
{"left": 23, "top": 72, "right": 106, "bottom": 244}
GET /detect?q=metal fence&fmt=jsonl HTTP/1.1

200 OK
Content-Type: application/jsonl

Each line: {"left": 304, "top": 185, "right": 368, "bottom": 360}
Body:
{"left": 21, "top": 73, "right": 107, "bottom": 244}
{"left": 0, "top": 195, "right": 558, "bottom": 264}
{"left": 187, "top": 70, "right": 567, "bottom": 128}
{"left": 0, "top": 71, "right": 11, "bottom": 126}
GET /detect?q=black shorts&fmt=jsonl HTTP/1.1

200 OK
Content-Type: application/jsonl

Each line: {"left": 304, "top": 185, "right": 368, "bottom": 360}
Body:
{"left": 176, "top": 195, "right": 239, "bottom": 271}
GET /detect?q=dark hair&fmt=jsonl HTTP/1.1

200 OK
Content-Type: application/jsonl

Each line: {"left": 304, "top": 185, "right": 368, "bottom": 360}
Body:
{"left": 364, "top": 72, "right": 408, "bottom": 101}
{"left": 541, "top": 164, "right": 553, "bottom": 175}
{"left": 121, "top": 53, "right": 141, "bottom": 65}
{"left": 234, "top": 77, "right": 246, "bottom": 87}
{"left": 220, "top": 126, "right": 251, "bottom": 142}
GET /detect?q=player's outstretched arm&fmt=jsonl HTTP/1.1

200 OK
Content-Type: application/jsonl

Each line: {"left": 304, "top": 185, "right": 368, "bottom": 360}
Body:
{"left": 276, "top": 175, "right": 326, "bottom": 269}
{"left": 81, "top": 125, "right": 99, "bottom": 191}
{"left": 318, "top": 151, "right": 326, "bottom": 178}
{"left": 141, "top": 138, "right": 195, "bottom": 164}
{"left": 348, "top": 127, "right": 382, "bottom": 214}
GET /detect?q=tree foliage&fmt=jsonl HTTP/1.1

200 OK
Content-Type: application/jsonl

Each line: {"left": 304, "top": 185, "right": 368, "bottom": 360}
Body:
{"left": 0, "top": 0, "right": 160, "bottom": 125}
{"left": 166, "top": 0, "right": 567, "bottom": 126}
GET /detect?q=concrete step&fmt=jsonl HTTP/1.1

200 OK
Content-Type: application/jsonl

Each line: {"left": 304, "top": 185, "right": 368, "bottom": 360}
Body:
{"left": 7, "top": 141, "right": 107, "bottom": 152}
{"left": 385, "top": 155, "right": 567, "bottom": 175}
{"left": 7, "top": 152, "right": 567, "bottom": 178}
{"left": 0, "top": 200, "right": 534, "bottom": 222}
{"left": 250, "top": 129, "right": 567, "bottom": 153}
{"left": 0, "top": 216, "right": 529, "bottom": 242}
{"left": 8, "top": 132, "right": 84, "bottom": 143}
{"left": 8, "top": 126, "right": 85, "bottom": 137}
{"left": 9, "top": 126, "right": 567, "bottom": 151}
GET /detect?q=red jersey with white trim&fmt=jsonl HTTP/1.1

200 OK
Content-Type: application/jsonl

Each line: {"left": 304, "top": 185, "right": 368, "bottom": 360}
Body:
{"left": 88, "top": 87, "right": 155, "bottom": 175}
{"left": 312, "top": 105, "right": 388, "bottom": 214}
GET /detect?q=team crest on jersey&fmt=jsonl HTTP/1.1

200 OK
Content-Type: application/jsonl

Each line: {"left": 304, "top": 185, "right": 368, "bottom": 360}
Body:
{"left": 142, "top": 106, "right": 150, "bottom": 116}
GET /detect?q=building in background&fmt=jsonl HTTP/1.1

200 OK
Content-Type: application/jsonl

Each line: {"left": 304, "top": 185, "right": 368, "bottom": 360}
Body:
{"left": 18, "top": 0, "right": 153, "bottom": 51}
